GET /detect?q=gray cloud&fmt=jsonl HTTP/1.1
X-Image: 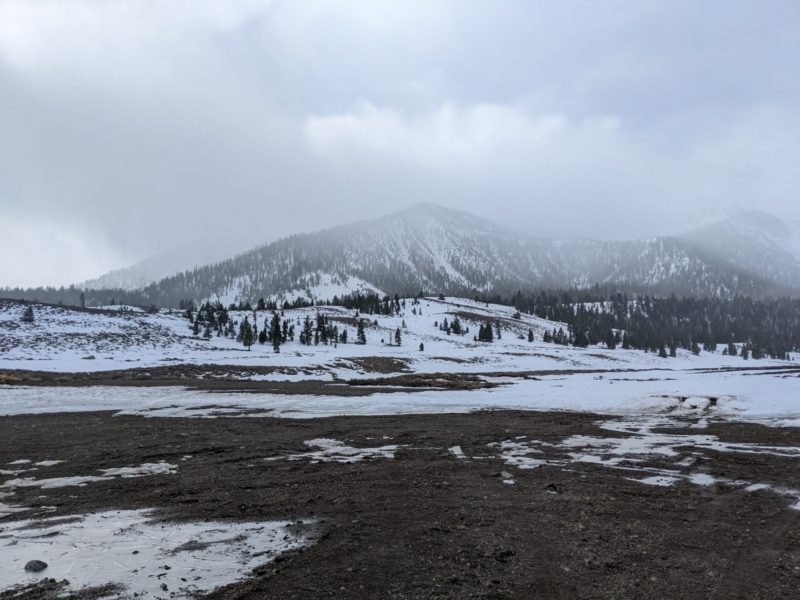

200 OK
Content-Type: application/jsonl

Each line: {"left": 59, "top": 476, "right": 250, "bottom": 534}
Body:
{"left": 1, "top": 0, "right": 798, "bottom": 286}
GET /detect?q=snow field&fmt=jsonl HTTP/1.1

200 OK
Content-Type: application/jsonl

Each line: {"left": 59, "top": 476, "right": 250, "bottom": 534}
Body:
{"left": 2, "top": 297, "right": 791, "bottom": 374}
{"left": 0, "top": 510, "right": 315, "bottom": 598}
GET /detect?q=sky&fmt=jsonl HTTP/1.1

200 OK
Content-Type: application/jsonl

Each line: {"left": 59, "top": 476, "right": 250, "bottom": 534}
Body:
{"left": 1, "top": 0, "right": 798, "bottom": 287}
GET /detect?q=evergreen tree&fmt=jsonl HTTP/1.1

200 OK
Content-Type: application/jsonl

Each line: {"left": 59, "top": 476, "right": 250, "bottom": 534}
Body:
{"left": 572, "top": 327, "right": 589, "bottom": 348}
{"left": 357, "top": 319, "right": 367, "bottom": 344}
{"left": 241, "top": 317, "right": 254, "bottom": 351}
{"left": 270, "top": 312, "right": 282, "bottom": 353}
{"left": 394, "top": 327, "right": 402, "bottom": 346}
{"left": 300, "top": 315, "right": 314, "bottom": 345}
{"left": 528, "top": 328, "right": 535, "bottom": 343}
{"left": 419, "top": 342, "right": 424, "bottom": 351}
{"left": 21, "top": 306, "right": 34, "bottom": 323}
{"left": 451, "top": 317, "right": 462, "bottom": 335}
{"left": 604, "top": 329, "right": 615, "bottom": 349}
{"left": 192, "top": 317, "right": 201, "bottom": 338}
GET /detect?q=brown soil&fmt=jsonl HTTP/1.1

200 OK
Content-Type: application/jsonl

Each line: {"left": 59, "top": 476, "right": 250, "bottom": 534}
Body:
{"left": 2, "top": 409, "right": 800, "bottom": 599}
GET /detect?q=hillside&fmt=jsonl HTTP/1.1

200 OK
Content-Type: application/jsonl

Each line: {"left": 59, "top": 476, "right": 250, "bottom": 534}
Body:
{"left": 0, "top": 296, "right": 789, "bottom": 376}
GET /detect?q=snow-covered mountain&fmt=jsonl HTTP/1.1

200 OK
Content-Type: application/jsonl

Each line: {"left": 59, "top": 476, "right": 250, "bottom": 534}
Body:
{"left": 130, "top": 203, "right": 800, "bottom": 306}
{"left": 80, "top": 234, "right": 263, "bottom": 292}
{"left": 678, "top": 209, "right": 800, "bottom": 293}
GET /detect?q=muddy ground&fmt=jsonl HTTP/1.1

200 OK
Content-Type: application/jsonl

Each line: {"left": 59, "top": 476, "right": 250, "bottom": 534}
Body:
{"left": 2, "top": 408, "right": 800, "bottom": 599}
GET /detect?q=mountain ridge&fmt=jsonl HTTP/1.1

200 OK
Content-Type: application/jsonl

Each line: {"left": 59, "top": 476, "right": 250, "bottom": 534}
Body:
{"left": 117, "top": 202, "right": 800, "bottom": 306}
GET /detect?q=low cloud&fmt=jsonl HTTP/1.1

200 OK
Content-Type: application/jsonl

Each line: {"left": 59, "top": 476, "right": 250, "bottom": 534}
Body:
{"left": 1, "top": 1, "right": 797, "bottom": 285}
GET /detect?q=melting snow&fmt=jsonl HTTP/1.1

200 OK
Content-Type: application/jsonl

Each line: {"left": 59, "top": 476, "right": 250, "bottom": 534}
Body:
{"left": 489, "top": 416, "right": 800, "bottom": 510}
{"left": 267, "top": 439, "right": 401, "bottom": 463}
{"left": 0, "top": 509, "right": 315, "bottom": 598}
{"left": 2, "top": 462, "right": 177, "bottom": 489}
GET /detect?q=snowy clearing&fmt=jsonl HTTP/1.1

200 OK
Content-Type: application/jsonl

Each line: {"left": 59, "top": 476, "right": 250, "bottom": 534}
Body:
{"left": 0, "top": 366, "right": 798, "bottom": 426}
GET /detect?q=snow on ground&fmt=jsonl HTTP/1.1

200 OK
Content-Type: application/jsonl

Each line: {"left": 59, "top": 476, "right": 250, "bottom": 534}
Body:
{"left": 1, "top": 296, "right": 797, "bottom": 425}
{"left": 272, "top": 272, "right": 383, "bottom": 304}
{"left": 1, "top": 296, "right": 791, "bottom": 374}
{"left": 487, "top": 416, "right": 800, "bottom": 510}
{"left": 266, "top": 438, "right": 401, "bottom": 463}
{"left": 0, "top": 367, "right": 797, "bottom": 426}
{"left": 2, "top": 461, "right": 177, "bottom": 490}
{"left": 0, "top": 509, "right": 315, "bottom": 598}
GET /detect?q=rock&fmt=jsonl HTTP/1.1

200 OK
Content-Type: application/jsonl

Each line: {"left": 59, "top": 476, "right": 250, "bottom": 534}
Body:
{"left": 500, "top": 471, "right": 513, "bottom": 480}
{"left": 24, "top": 560, "right": 48, "bottom": 572}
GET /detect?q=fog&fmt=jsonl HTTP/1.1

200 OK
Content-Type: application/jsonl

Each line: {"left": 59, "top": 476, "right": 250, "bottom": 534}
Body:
{"left": 1, "top": 1, "right": 798, "bottom": 286}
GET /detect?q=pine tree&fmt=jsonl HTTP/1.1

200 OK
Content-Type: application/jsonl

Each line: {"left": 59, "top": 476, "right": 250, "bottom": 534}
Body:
{"left": 419, "top": 342, "right": 424, "bottom": 351}
{"left": 357, "top": 319, "right": 367, "bottom": 344}
{"left": 658, "top": 344, "right": 668, "bottom": 358}
{"left": 21, "top": 306, "right": 34, "bottom": 323}
{"left": 271, "top": 312, "right": 282, "bottom": 353}
{"left": 604, "top": 329, "right": 615, "bottom": 349}
{"left": 528, "top": 329, "right": 535, "bottom": 343}
{"left": 241, "top": 317, "right": 254, "bottom": 351}
{"left": 572, "top": 327, "right": 589, "bottom": 348}
{"left": 394, "top": 327, "right": 402, "bottom": 346}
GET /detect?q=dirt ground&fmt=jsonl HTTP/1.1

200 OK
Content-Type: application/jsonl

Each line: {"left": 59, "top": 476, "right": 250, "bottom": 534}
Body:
{"left": 2, "top": 408, "right": 800, "bottom": 599}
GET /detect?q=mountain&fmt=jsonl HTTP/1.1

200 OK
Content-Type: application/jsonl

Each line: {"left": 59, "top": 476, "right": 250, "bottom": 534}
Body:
{"left": 80, "top": 234, "right": 265, "bottom": 291}
{"left": 678, "top": 209, "right": 800, "bottom": 293}
{"left": 132, "top": 203, "right": 800, "bottom": 306}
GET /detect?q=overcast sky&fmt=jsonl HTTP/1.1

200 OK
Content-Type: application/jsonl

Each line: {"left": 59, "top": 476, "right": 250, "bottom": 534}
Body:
{"left": 1, "top": 1, "right": 798, "bottom": 287}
